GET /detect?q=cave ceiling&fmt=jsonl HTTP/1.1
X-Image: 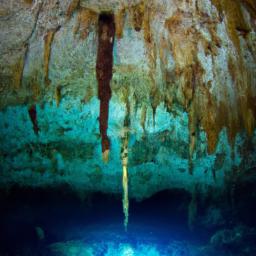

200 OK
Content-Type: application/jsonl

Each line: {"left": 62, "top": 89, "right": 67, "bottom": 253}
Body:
{"left": 0, "top": 0, "right": 255, "bottom": 199}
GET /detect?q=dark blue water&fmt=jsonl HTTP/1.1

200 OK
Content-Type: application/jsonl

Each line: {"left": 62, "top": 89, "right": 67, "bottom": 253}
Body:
{"left": 0, "top": 185, "right": 255, "bottom": 255}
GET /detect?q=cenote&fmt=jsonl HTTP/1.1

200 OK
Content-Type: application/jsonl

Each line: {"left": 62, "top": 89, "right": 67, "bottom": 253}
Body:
{"left": 0, "top": 0, "right": 256, "bottom": 255}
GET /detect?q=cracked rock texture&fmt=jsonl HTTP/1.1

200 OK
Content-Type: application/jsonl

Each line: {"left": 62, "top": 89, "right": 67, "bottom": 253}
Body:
{"left": 0, "top": 0, "right": 255, "bottom": 199}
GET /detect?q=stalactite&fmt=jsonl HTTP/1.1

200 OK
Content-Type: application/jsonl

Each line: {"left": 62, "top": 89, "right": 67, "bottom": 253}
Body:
{"left": 44, "top": 28, "right": 59, "bottom": 86}
{"left": 211, "top": 0, "right": 250, "bottom": 57}
{"left": 143, "top": 4, "right": 153, "bottom": 44}
{"left": 121, "top": 102, "right": 130, "bottom": 231}
{"left": 66, "top": 0, "right": 80, "bottom": 18}
{"left": 130, "top": 1, "right": 145, "bottom": 32}
{"left": 152, "top": 105, "right": 156, "bottom": 128}
{"left": 143, "top": 4, "right": 161, "bottom": 122}
{"left": 115, "top": 6, "right": 126, "bottom": 39}
{"left": 96, "top": 13, "right": 115, "bottom": 162}
{"left": 12, "top": 54, "right": 25, "bottom": 91}
{"left": 20, "top": 0, "right": 42, "bottom": 92}
{"left": 55, "top": 85, "right": 62, "bottom": 107}
{"left": 140, "top": 105, "right": 147, "bottom": 132}
{"left": 165, "top": 8, "right": 238, "bottom": 154}
{"left": 122, "top": 165, "right": 129, "bottom": 231}
{"left": 13, "top": 6, "right": 43, "bottom": 92}
{"left": 28, "top": 105, "right": 39, "bottom": 135}
{"left": 188, "top": 101, "right": 198, "bottom": 175}
{"left": 73, "top": 8, "right": 98, "bottom": 40}
{"left": 29, "top": 70, "right": 41, "bottom": 101}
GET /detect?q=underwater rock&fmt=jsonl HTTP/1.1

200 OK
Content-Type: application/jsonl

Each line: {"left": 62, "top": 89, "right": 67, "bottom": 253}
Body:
{"left": 200, "top": 207, "right": 225, "bottom": 229}
{"left": 35, "top": 226, "right": 45, "bottom": 241}
{"left": 166, "top": 241, "right": 190, "bottom": 256}
{"left": 210, "top": 225, "right": 256, "bottom": 248}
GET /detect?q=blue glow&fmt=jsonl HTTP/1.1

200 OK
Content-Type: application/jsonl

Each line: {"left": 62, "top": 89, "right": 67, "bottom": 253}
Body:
{"left": 121, "top": 245, "right": 134, "bottom": 256}
{"left": 49, "top": 224, "right": 193, "bottom": 256}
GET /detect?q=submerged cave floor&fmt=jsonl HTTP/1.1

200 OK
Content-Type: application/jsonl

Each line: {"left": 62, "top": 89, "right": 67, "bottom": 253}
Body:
{"left": 0, "top": 186, "right": 255, "bottom": 256}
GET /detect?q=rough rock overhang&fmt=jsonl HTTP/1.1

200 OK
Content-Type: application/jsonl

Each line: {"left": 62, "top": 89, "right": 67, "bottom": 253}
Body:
{"left": 0, "top": 0, "right": 255, "bottom": 200}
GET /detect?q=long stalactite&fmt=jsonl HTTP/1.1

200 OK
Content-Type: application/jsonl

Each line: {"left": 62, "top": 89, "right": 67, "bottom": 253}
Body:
{"left": 121, "top": 102, "right": 130, "bottom": 231}
{"left": 96, "top": 13, "right": 115, "bottom": 162}
{"left": 44, "top": 28, "right": 59, "bottom": 86}
{"left": 122, "top": 165, "right": 129, "bottom": 230}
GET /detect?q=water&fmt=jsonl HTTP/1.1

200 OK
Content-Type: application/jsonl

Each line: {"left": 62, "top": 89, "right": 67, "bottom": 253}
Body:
{"left": 0, "top": 186, "right": 255, "bottom": 255}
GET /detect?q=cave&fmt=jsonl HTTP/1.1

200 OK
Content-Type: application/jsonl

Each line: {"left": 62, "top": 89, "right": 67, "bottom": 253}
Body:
{"left": 0, "top": 0, "right": 256, "bottom": 255}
